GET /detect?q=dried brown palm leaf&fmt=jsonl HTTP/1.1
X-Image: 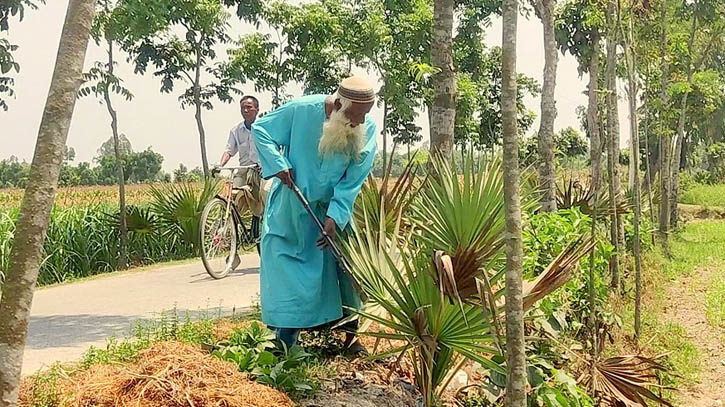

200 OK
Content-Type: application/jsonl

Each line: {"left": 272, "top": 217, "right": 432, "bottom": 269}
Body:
{"left": 354, "top": 151, "right": 424, "bottom": 240}
{"left": 432, "top": 246, "right": 486, "bottom": 302}
{"left": 557, "top": 177, "right": 630, "bottom": 218}
{"left": 581, "top": 354, "right": 675, "bottom": 407}
{"left": 521, "top": 235, "right": 596, "bottom": 310}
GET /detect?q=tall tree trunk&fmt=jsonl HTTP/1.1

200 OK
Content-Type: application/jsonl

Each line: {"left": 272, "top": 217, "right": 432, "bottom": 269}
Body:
{"left": 643, "top": 97, "right": 656, "bottom": 246}
{"left": 670, "top": 5, "right": 698, "bottom": 229}
{"left": 534, "top": 0, "right": 558, "bottom": 213}
{"left": 430, "top": 0, "right": 456, "bottom": 161}
{"left": 104, "top": 38, "right": 128, "bottom": 270}
{"left": 0, "top": 0, "right": 96, "bottom": 404}
{"left": 622, "top": 21, "right": 642, "bottom": 338}
{"left": 382, "top": 99, "right": 388, "bottom": 176}
{"left": 586, "top": 35, "right": 602, "bottom": 355}
{"left": 658, "top": 3, "right": 671, "bottom": 251}
{"left": 605, "top": 0, "right": 621, "bottom": 291}
{"left": 502, "top": 0, "right": 526, "bottom": 405}
{"left": 193, "top": 47, "right": 209, "bottom": 177}
{"left": 628, "top": 88, "right": 636, "bottom": 192}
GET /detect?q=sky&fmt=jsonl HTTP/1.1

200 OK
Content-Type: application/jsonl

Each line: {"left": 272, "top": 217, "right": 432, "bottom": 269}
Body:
{"left": 0, "top": 0, "right": 633, "bottom": 173}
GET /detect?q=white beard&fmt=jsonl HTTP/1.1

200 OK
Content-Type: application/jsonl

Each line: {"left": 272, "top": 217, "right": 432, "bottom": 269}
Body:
{"left": 319, "top": 108, "right": 365, "bottom": 160}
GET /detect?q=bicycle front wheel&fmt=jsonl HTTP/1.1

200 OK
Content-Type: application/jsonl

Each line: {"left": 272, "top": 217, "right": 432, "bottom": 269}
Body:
{"left": 200, "top": 198, "right": 237, "bottom": 279}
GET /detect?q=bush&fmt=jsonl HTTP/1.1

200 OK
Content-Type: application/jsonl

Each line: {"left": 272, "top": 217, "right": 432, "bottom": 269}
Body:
{"left": 523, "top": 208, "right": 614, "bottom": 340}
{"left": 0, "top": 181, "right": 218, "bottom": 286}
{"left": 213, "top": 322, "right": 317, "bottom": 396}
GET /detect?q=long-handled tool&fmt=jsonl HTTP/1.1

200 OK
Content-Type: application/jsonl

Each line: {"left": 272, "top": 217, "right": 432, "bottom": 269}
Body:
{"left": 288, "top": 180, "right": 367, "bottom": 302}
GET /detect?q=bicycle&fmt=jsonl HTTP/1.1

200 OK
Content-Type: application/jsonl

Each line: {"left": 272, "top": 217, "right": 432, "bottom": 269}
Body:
{"left": 199, "top": 165, "right": 262, "bottom": 279}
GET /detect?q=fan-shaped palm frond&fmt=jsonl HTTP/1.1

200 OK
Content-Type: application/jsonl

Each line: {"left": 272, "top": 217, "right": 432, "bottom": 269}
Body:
{"left": 353, "top": 152, "right": 423, "bottom": 241}
{"left": 557, "top": 177, "right": 630, "bottom": 218}
{"left": 414, "top": 154, "right": 537, "bottom": 302}
{"left": 149, "top": 180, "right": 219, "bottom": 253}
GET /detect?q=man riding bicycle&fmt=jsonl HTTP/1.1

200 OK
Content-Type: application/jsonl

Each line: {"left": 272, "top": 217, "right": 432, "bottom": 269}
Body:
{"left": 217, "top": 95, "right": 267, "bottom": 217}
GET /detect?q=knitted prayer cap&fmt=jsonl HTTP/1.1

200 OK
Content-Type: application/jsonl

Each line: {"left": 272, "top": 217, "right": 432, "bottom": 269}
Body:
{"left": 337, "top": 76, "right": 375, "bottom": 104}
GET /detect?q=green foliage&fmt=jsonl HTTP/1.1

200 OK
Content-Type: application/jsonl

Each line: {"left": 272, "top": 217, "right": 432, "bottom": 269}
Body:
{"left": 113, "top": 0, "right": 241, "bottom": 110}
{"left": 173, "top": 163, "right": 204, "bottom": 182}
{"left": 555, "top": 0, "right": 606, "bottom": 71}
{"left": 623, "top": 212, "right": 655, "bottom": 252}
{"left": 0, "top": 156, "right": 30, "bottom": 188}
{"left": 0, "top": 0, "right": 44, "bottom": 110}
{"left": 298, "top": 328, "right": 344, "bottom": 357}
{"left": 523, "top": 208, "right": 591, "bottom": 278}
{"left": 96, "top": 134, "right": 134, "bottom": 160}
{"left": 705, "top": 270, "right": 725, "bottom": 328}
{"left": 461, "top": 355, "right": 593, "bottom": 407}
{"left": 19, "top": 363, "right": 66, "bottom": 407}
{"left": 520, "top": 127, "right": 589, "bottom": 167}
{"left": 454, "top": 45, "right": 540, "bottom": 149}
{"left": 82, "top": 310, "right": 217, "bottom": 368}
{"left": 523, "top": 208, "right": 614, "bottom": 342}
{"left": 344, "top": 155, "right": 598, "bottom": 407}
{"left": 213, "top": 322, "right": 317, "bottom": 396}
{"left": 149, "top": 179, "right": 219, "bottom": 254}
{"left": 680, "top": 183, "right": 725, "bottom": 206}
{"left": 0, "top": 196, "right": 217, "bottom": 286}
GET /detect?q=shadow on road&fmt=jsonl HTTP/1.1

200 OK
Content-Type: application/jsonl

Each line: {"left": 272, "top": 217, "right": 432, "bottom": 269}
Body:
{"left": 188, "top": 266, "right": 259, "bottom": 283}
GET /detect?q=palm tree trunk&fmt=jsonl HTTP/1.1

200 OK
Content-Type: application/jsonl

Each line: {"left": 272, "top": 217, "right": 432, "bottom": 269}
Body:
{"left": 430, "top": 0, "right": 456, "bottom": 161}
{"left": 502, "top": 0, "right": 526, "bottom": 405}
{"left": 193, "top": 44, "right": 209, "bottom": 177}
{"left": 586, "top": 34, "right": 602, "bottom": 354}
{"left": 658, "top": 3, "right": 671, "bottom": 252}
{"left": 534, "top": 0, "right": 558, "bottom": 213}
{"left": 0, "top": 0, "right": 96, "bottom": 404}
{"left": 104, "top": 38, "right": 128, "bottom": 270}
{"left": 605, "top": 0, "right": 621, "bottom": 291}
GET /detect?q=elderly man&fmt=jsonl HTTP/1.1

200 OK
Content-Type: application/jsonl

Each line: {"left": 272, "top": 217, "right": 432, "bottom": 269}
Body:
{"left": 252, "top": 76, "right": 377, "bottom": 353}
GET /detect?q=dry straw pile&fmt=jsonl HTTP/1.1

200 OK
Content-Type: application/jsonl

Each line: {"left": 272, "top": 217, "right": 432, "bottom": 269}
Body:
{"left": 21, "top": 341, "right": 293, "bottom": 407}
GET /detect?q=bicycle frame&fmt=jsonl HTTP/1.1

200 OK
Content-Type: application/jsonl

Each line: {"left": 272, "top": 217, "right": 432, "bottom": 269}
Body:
{"left": 213, "top": 165, "right": 260, "bottom": 247}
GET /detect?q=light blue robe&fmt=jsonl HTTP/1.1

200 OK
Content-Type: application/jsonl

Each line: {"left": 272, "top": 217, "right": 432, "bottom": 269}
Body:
{"left": 251, "top": 94, "right": 377, "bottom": 329}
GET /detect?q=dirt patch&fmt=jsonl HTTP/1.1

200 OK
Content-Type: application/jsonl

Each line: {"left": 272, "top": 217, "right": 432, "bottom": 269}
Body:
{"left": 299, "top": 359, "right": 420, "bottom": 407}
{"left": 20, "top": 341, "right": 293, "bottom": 407}
{"left": 678, "top": 204, "right": 725, "bottom": 222}
{"left": 661, "top": 265, "right": 725, "bottom": 407}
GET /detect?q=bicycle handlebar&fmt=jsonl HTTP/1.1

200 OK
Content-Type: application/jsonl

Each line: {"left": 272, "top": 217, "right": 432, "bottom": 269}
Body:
{"left": 215, "top": 165, "right": 259, "bottom": 172}
{"left": 212, "top": 165, "right": 261, "bottom": 179}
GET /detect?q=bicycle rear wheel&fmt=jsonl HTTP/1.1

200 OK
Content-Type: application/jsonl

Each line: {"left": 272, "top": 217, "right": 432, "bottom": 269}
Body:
{"left": 200, "top": 198, "right": 237, "bottom": 279}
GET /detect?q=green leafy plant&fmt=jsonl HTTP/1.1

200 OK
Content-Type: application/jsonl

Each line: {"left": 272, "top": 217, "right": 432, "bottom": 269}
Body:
{"left": 149, "top": 180, "right": 218, "bottom": 254}
{"left": 212, "top": 322, "right": 316, "bottom": 396}
{"left": 252, "top": 344, "right": 315, "bottom": 395}
{"left": 463, "top": 355, "right": 593, "bottom": 407}
{"left": 344, "top": 155, "right": 595, "bottom": 407}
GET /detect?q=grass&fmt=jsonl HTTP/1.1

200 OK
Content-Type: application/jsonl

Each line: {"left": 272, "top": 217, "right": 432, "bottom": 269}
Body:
{"left": 705, "top": 270, "right": 725, "bottom": 328}
{"left": 663, "top": 221, "right": 725, "bottom": 278}
{"left": 679, "top": 183, "right": 725, "bottom": 208}
{"left": 612, "top": 221, "right": 725, "bottom": 394}
{"left": 615, "top": 220, "right": 725, "bottom": 393}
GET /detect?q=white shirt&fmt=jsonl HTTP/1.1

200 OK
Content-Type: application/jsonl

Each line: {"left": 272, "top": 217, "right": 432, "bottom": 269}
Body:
{"left": 225, "top": 121, "right": 259, "bottom": 166}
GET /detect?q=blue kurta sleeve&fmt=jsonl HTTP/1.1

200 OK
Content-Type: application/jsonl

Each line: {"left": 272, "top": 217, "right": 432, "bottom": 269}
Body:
{"left": 326, "top": 122, "right": 377, "bottom": 230}
{"left": 252, "top": 102, "right": 295, "bottom": 180}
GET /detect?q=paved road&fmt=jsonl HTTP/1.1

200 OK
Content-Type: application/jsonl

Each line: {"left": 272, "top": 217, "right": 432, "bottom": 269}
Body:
{"left": 23, "top": 254, "right": 260, "bottom": 376}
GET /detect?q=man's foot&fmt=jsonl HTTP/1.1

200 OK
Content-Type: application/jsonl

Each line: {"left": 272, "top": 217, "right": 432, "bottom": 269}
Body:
{"left": 343, "top": 339, "right": 369, "bottom": 357}
{"left": 226, "top": 254, "right": 241, "bottom": 270}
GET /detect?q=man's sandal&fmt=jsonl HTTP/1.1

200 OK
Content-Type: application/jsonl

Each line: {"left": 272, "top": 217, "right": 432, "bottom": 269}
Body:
{"left": 344, "top": 341, "right": 369, "bottom": 357}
